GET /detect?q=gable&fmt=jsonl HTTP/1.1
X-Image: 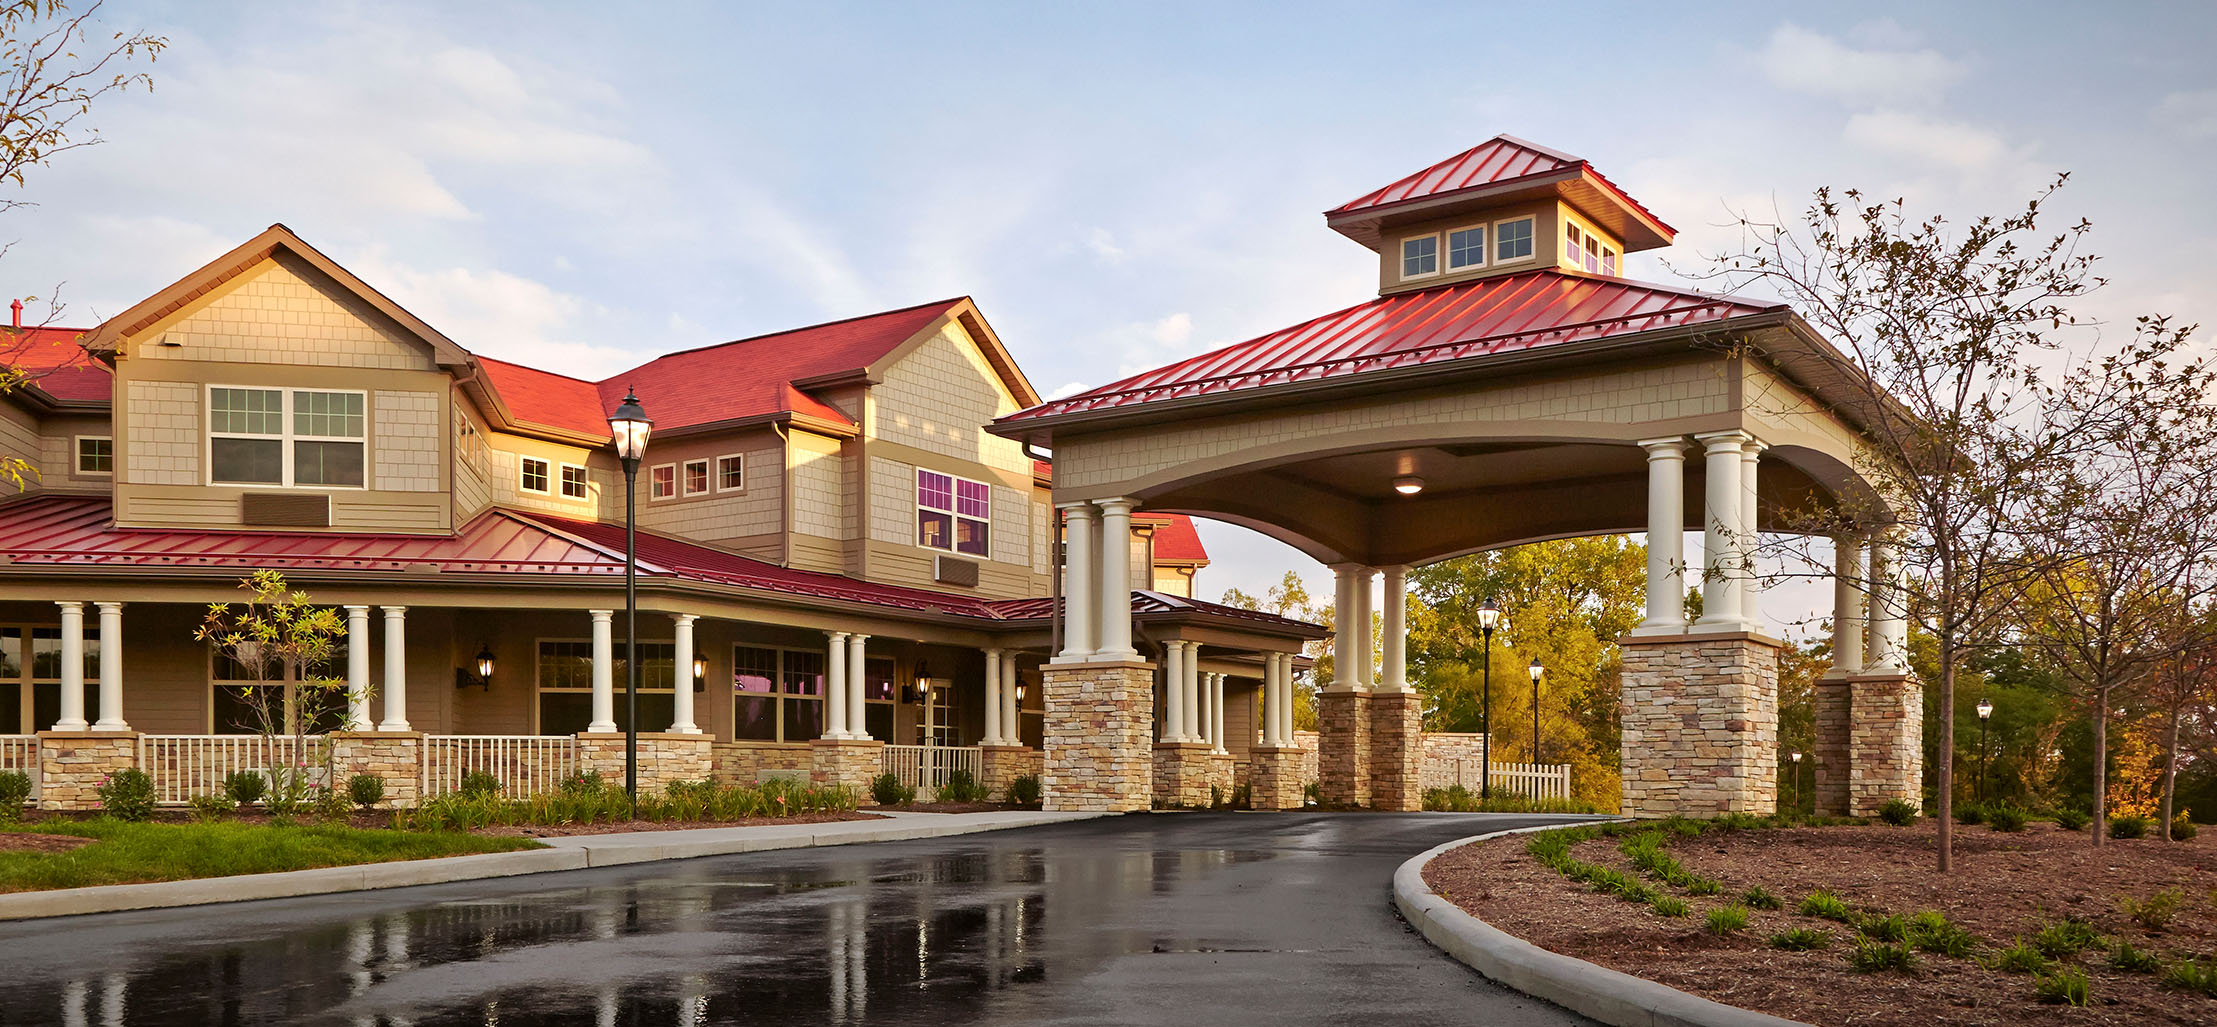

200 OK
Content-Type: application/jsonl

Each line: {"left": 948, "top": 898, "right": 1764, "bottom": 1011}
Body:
{"left": 130, "top": 253, "right": 438, "bottom": 371}
{"left": 873, "top": 318, "right": 1032, "bottom": 475}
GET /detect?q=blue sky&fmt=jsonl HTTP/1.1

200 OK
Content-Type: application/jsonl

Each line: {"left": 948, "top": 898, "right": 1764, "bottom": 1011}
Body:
{"left": 16, "top": 1, "right": 2216, "bottom": 632}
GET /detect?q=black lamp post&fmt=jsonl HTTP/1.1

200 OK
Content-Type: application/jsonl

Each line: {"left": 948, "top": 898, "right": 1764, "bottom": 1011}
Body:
{"left": 1476, "top": 598, "right": 1501, "bottom": 798}
{"left": 608, "top": 389, "right": 652, "bottom": 817}
{"left": 1789, "top": 751, "right": 1803, "bottom": 815}
{"left": 1528, "top": 658, "right": 1544, "bottom": 765}
{"left": 1975, "top": 697, "right": 1994, "bottom": 804}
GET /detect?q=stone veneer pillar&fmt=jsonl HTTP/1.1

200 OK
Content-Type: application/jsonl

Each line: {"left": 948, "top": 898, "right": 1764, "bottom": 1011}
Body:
{"left": 810, "top": 737, "right": 885, "bottom": 797}
{"left": 1317, "top": 691, "right": 1371, "bottom": 808}
{"left": 1248, "top": 745, "right": 1307, "bottom": 810}
{"left": 1041, "top": 658, "right": 1154, "bottom": 812}
{"left": 577, "top": 733, "right": 716, "bottom": 795}
{"left": 1367, "top": 691, "right": 1423, "bottom": 812}
{"left": 36, "top": 731, "right": 138, "bottom": 810}
{"left": 1151, "top": 739, "right": 1214, "bottom": 808}
{"left": 331, "top": 732, "right": 424, "bottom": 808}
{"left": 1618, "top": 631, "right": 1781, "bottom": 817}
{"left": 980, "top": 743, "right": 1042, "bottom": 801}
{"left": 1847, "top": 672, "right": 1922, "bottom": 815}
{"left": 1811, "top": 675, "right": 1851, "bottom": 816}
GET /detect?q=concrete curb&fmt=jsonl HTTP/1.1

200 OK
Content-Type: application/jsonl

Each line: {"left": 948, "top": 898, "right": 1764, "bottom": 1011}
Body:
{"left": 1393, "top": 823, "right": 1814, "bottom": 1027}
{"left": 0, "top": 810, "right": 1107, "bottom": 922}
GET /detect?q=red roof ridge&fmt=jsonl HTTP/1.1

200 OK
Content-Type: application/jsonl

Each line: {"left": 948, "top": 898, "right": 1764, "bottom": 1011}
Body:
{"left": 625, "top": 296, "right": 968, "bottom": 367}
{"left": 474, "top": 353, "right": 597, "bottom": 386}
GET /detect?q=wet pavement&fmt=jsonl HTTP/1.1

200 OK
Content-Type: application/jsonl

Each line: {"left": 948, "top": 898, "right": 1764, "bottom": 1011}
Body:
{"left": 0, "top": 812, "right": 1595, "bottom": 1026}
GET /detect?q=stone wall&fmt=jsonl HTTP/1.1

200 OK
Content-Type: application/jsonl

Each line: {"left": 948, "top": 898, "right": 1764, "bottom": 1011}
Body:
{"left": 1249, "top": 746, "right": 1306, "bottom": 810}
{"left": 809, "top": 739, "right": 884, "bottom": 797}
{"left": 1812, "top": 676, "right": 1851, "bottom": 815}
{"left": 1848, "top": 673, "right": 1922, "bottom": 815}
{"left": 36, "top": 732, "right": 137, "bottom": 811}
{"left": 331, "top": 732, "right": 423, "bottom": 808}
{"left": 1619, "top": 633, "right": 1780, "bottom": 817}
{"left": 1294, "top": 730, "right": 1319, "bottom": 782}
{"left": 1317, "top": 691, "right": 1371, "bottom": 807}
{"left": 712, "top": 741, "right": 813, "bottom": 785}
{"left": 981, "top": 744, "right": 1043, "bottom": 801}
{"left": 1415, "top": 732, "right": 1494, "bottom": 790}
{"left": 1042, "top": 660, "right": 1155, "bottom": 812}
{"left": 578, "top": 733, "right": 715, "bottom": 795}
{"left": 1368, "top": 692, "right": 1423, "bottom": 811}
{"left": 1151, "top": 742, "right": 1214, "bottom": 808}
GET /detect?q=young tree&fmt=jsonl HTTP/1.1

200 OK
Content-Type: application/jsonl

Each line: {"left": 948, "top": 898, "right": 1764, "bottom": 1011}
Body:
{"left": 1221, "top": 570, "right": 1324, "bottom": 729}
{"left": 1697, "top": 178, "right": 2118, "bottom": 872}
{"left": 2148, "top": 617, "right": 2217, "bottom": 839}
{"left": 194, "top": 571, "right": 352, "bottom": 805}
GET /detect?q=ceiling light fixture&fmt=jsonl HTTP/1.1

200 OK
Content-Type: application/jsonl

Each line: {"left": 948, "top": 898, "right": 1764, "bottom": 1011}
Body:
{"left": 1393, "top": 475, "right": 1425, "bottom": 496}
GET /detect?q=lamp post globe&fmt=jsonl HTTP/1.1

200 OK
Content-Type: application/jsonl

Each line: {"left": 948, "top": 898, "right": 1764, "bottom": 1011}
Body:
{"left": 607, "top": 389, "right": 651, "bottom": 817}
{"left": 1527, "top": 658, "right": 1544, "bottom": 765}
{"left": 1975, "top": 697, "right": 1994, "bottom": 804}
{"left": 1476, "top": 598, "right": 1500, "bottom": 798}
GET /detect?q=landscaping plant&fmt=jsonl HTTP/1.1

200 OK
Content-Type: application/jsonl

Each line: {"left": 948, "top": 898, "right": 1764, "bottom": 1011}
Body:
{"left": 2034, "top": 966, "right": 2091, "bottom": 1006}
{"left": 937, "top": 768, "right": 987, "bottom": 803}
{"left": 2162, "top": 956, "right": 2217, "bottom": 997}
{"left": 2108, "top": 814, "right": 2147, "bottom": 839}
{"left": 314, "top": 784, "right": 353, "bottom": 824}
{"left": 2031, "top": 917, "right": 2103, "bottom": 959}
{"left": 1651, "top": 896, "right": 1689, "bottom": 918}
{"left": 1847, "top": 937, "right": 1918, "bottom": 973}
{"left": 459, "top": 770, "right": 503, "bottom": 798}
{"left": 2106, "top": 940, "right": 2161, "bottom": 973}
{"left": 1704, "top": 904, "right": 1750, "bottom": 935}
{"left": 222, "top": 770, "right": 267, "bottom": 807}
{"left": 2170, "top": 814, "right": 2197, "bottom": 841}
{"left": 1906, "top": 911, "right": 1979, "bottom": 957}
{"left": 187, "top": 793, "right": 236, "bottom": 823}
{"left": 96, "top": 768, "right": 156, "bottom": 822}
{"left": 0, "top": 769, "right": 29, "bottom": 820}
{"left": 347, "top": 773, "right": 385, "bottom": 811}
{"left": 1798, "top": 890, "right": 1853, "bottom": 922}
{"left": 1769, "top": 927, "right": 1831, "bottom": 951}
{"left": 2052, "top": 806, "right": 2090, "bottom": 832}
{"left": 1856, "top": 913, "right": 1907, "bottom": 943}
{"left": 1006, "top": 774, "right": 1042, "bottom": 806}
{"left": 1955, "top": 803, "right": 1986, "bottom": 826}
{"left": 1986, "top": 940, "right": 2050, "bottom": 975}
{"left": 195, "top": 571, "right": 350, "bottom": 802}
{"left": 2118, "top": 887, "right": 2183, "bottom": 931}
{"left": 871, "top": 773, "right": 915, "bottom": 806}
{"left": 1987, "top": 805, "right": 2028, "bottom": 832}
{"left": 1877, "top": 798, "right": 1917, "bottom": 826}
{"left": 1741, "top": 886, "right": 1783, "bottom": 911}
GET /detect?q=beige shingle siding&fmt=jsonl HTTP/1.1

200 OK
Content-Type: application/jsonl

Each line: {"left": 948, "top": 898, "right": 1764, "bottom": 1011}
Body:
{"left": 635, "top": 444, "right": 782, "bottom": 542}
{"left": 451, "top": 406, "right": 491, "bottom": 518}
{"left": 869, "top": 324, "right": 1030, "bottom": 475}
{"left": 1032, "top": 499, "right": 1050, "bottom": 575}
{"left": 0, "top": 403, "right": 41, "bottom": 494}
{"left": 372, "top": 390, "right": 441, "bottom": 491}
{"left": 124, "top": 380, "right": 200, "bottom": 485}
{"left": 789, "top": 433, "right": 848, "bottom": 540}
{"left": 139, "top": 257, "right": 436, "bottom": 371}
{"left": 868, "top": 455, "right": 914, "bottom": 545}
{"left": 990, "top": 485, "right": 1027, "bottom": 565}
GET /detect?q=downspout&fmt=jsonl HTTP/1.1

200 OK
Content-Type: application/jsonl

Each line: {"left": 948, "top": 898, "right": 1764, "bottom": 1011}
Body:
{"left": 772, "top": 421, "right": 790, "bottom": 568}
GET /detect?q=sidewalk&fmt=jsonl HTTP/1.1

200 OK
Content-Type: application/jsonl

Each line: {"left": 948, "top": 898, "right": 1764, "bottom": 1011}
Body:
{"left": 0, "top": 809, "right": 1107, "bottom": 922}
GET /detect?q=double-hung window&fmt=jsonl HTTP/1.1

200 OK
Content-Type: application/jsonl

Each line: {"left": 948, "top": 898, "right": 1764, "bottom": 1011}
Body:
{"left": 650, "top": 464, "right": 676, "bottom": 500}
{"left": 534, "top": 639, "right": 674, "bottom": 734}
{"left": 917, "top": 469, "right": 990, "bottom": 556}
{"left": 208, "top": 387, "right": 365, "bottom": 487}
{"left": 683, "top": 458, "right": 710, "bottom": 496}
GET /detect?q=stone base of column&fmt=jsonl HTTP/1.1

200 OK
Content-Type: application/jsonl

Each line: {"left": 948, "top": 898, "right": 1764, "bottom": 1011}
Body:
{"left": 1368, "top": 691, "right": 1424, "bottom": 812}
{"left": 1208, "top": 751, "right": 1235, "bottom": 805}
{"left": 1151, "top": 741, "right": 1214, "bottom": 808}
{"left": 809, "top": 738, "right": 886, "bottom": 797}
{"left": 1317, "top": 690, "right": 1372, "bottom": 808}
{"left": 1618, "top": 631, "right": 1781, "bottom": 818}
{"left": 1042, "top": 660, "right": 1155, "bottom": 812}
{"left": 1812, "top": 674, "right": 1852, "bottom": 816}
{"left": 981, "top": 744, "right": 1043, "bottom": 802}
{"left": 331, "top": 731, "right": 423, "bottom": 808}
{"left": 1847, "top": 672, "right": 1923, "bottom": 816}
{"left": 36, "top": 731, "right": 138, "bottom": 811}
{"left": 1249, "top": 746, "right": 1307, "bottom": 810}
{"left": 577, "top": 732, "right": 717, "bottom": 797}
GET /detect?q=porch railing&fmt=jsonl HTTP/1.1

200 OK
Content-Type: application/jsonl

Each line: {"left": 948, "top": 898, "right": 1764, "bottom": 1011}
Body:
{"left": 881, "top": 744, "right": 983, "bottom": 799}
{"left": 1425, "top": 759, "right": 1572, "bottom": 802}
{"left": 0, "top": 735, "right": 36, "bottom": 802}
{"left": 421, "top": 735, "right": 578, "bottom": 799}
{"left": 138, "top": 734, "right": 327, "bottom": 805}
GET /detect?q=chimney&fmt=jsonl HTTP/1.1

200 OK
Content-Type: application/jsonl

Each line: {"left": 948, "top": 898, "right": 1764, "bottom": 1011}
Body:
{"left": 9, "top": 299, "right": 18, "bottom": 330}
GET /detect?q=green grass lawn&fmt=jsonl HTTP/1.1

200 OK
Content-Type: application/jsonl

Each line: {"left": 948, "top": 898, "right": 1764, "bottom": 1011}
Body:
{"left": 0, "top": 819, "right": 544, "bottom": 892}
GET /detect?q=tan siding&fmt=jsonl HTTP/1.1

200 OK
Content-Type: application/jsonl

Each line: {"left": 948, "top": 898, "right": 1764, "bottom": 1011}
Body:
{"left": 124, "top": 380, "right": 199, "bottom": 485}
{"left": 867, "top": 455, "right": 913, "bottom": 545}
{"left": 0, "top": 403, "right": 41, "bottom": 495}
{"left": 787, "top": 534, "right": 844, "bottom": 574}
{"left": 788, "top": 432, "right": 847, "bottom": 540}
{"left": 137, "top": 256, "right": 436, "bottom": 371}
{"left": 371, "top": 390, "right": 441, "bottom": 491}
{"left": 864, "top": 540, "right": 1035, "bottom": 598}
{"left": 330, "top": 497, "right": 446, "bottom": 531}
{"left": 869, "top": 322, "right": 1030, "bottom": 475}
{"left": 452, "top": 404, "right": 491, "bottom": 519}
{"left": 637, "top": 439, "right": 782, "bottom": 542}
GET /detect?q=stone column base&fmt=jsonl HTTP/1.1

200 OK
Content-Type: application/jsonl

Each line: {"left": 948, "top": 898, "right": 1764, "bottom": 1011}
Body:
{"left": 1043, "top": 659, "right": 1156, "bottom": 812}
{"left": 1317, "top": 690, "right": 1372, "bottom": 808}
{"left": 1248, "top": 746, "right": 1307, "bottom": 810}
{"left": 1811, "top": 674, "right": 1852, "bottom": 816}
{"left": 331, "top": 731, "right": 424, "bottom": 808}
{"left": 810, "top": 738, "right": 886, "bottom": 796}
{"left": 981, "top": 744, "right": 1043, "bottom": 801}
{"left": 1847, "top": 672, "right": 1922, "bottom": 816}
{"left": 1208, "top": 751, "right": 1235, "bottom": 805}
{"left": 36, "top": 731, "right": 138, "bottom": 811}
{"left": 1152, "top": 742, "right": 1215, "bottom": 808}
{"left": 578, "top": 732, "right": 716, "bottom": 796}
{"left": 1368, "top": 691, "right": 1424, "bottom": 812}
{"left": 1618, "top": 631, "right": 1781, "bottom": 818}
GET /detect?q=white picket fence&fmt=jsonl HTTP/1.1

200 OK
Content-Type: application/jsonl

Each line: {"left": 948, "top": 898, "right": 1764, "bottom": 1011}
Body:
{"left": 881, "top": 744, "right": 983, "bottom": 799}
{"left": 137, "top": 734, "right": 328, "bottom": 805}
{"left": 1428, "top": 757, "right": 1572, "bottom": 801}
{"left": 421, "top": 735, "right": 577, "bottom": 800}
{"left": 0, "top": 735, "right": 36, "bottom": 801}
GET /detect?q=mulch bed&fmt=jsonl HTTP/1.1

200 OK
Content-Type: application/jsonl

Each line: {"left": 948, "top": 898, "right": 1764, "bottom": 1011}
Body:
{"left": 0, "top": 832, "right": 96, "bottom": 854}
{"left": 1425, "top": 821, "right": 2217, "bottom": 1025}
{"left": 483, "top": 811, "right": 884, "bottom": 837}
{"left": 866, "top": 801, "right": 1036, "bottom": 814}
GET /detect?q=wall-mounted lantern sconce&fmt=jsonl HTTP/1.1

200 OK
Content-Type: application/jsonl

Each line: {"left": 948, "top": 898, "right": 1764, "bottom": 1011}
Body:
{"left": 906, "top": 658, "right": 935, "bottom": 704}
{"left": 456, "top": 644, "right": 495, "bottom": 691}
{"left": 692, "top": 654, "right": 708, "bottom": 693}
{"left": 1015, "top": 681, "right": 1028, "bottom": 705}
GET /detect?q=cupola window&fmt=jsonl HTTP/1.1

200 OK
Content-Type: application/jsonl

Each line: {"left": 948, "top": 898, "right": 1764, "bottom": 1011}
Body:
{"left": 1400, "top": 235, "right": 1438, "bottom": 279}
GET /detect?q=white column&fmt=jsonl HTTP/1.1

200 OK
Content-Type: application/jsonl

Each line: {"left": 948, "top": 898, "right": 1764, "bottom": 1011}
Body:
{"left": 1058, "top": 503, "right": 1097, "bottom": 661}
{"left": 53, "top": 601, "right": 86, "bottom": 730}
{"left": 1353, "top": 568, "right": 1375, "bottom": 690}
{"left": 1260, "top": 656, "right": 1280, "bottom": 746}
{"left": 1634, "top": 437, "right": 1688, "bottom": 634}
{"left": 1868, "top": 538, "right": 1909, "bottom": 672}
{"left": 670, "top": 614, "right": 700, "bottom": 734}
{"left": 1210, "top": 673, "right": 1227, "bottom": 753}
{"left": 824, "top": 632, "right": 850, "bottom": 740}
{"left": 1198, "top": 667, "right": 1215, "bottom": 748}
{"left": 1328, "top": 564, "right": 1359, "bottom": 692}
{"left": 585, "top": 609, "right": 615, "bottom": 733}
{"left": 1692, "top": 431, "right": 1751, "bottom": 631}
{"left": 1381, "top": 566, "right": 1408, "bottom": 693}
{"left": 1000, "top": 651, "right": 1020, "bottom": 745}
{"left": 1276, "top": 653, "right": 1296, "bottom": 745}
{"left": 984, "top": 648, "right": 1004, "bottom": 745}
{"left": 344, "top": 605, "right": 372, "bottom": 730}
{"left": 1832, "top": 537, "right": 1866, "bottom": 675}
{"left": 1162, "top": 640, "right": 1187, "bottom": 742}
{"left": 92, "top": 602, "right": 127, "bottom": 731}
{"left": 1182, "top": 642, "right": 1203, "bottom": 742}
{"left": 1096, "top": 498, "right": 1137, "bottom": 659}
{"left": 378, "top": 606, "right": 411, "bottom": 732}
{"left": 1741, "top": 437, "right": 1768, "bottom": 630}
{"left": 846, "top": 634, "right": 870, "bottom": 738}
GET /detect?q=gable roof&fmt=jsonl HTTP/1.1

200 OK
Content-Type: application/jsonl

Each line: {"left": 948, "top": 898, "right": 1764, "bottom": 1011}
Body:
{"left": 1331, "top": 135, "right": 1582, "bottom": 214}
{"left": 998, "top": 269, "right": 1782, "bottom": 429}
{"left": 0, "top": 327, "right": 107, "bottom": 406}
{"left": 1324, "top": 135, "right": 1676, "bottom": 252}
{"left": 1137, "top": 512, "right": 1209, "bottom": 564}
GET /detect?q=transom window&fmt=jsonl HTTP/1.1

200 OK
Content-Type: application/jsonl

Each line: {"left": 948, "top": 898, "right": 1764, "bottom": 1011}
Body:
{"left": 519, "top": 456, "right": 551, "bottom": 495}
{"left": 75, "top": 436, "right": 112, "bottom": 475}
{"left": 1400, "top": 235, "right": 1439, "bottom": 279}
{"left": 917, "top": 469, "right": 990, "bottom": 556}
{"left": 716, "top": 454, "right": 745, "bottom": 492}
{"left": 1494, "top": 217, "right": 1534, "bottom": 263}
{"left": 1447, "top": 226, "right": 1487, "bottom": 270}
{"left": 208, "top": 386, "right": 365, "bottom": 487}
{"left": 559, "top": 463, "right": 589, "bottom": 500}
{"left": 650, "top": 464, "right": 676, "bottom": 500}
{"left": 535, "top": 639, "right": 674, "bottom": 735}
{"left": 683, "top": 459, "right": 710, "bottom": 496}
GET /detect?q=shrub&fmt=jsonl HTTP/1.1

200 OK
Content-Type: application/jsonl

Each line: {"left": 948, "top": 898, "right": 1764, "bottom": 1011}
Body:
{"left": 187, "top": 793, "right": 236, "bottom": 822}
{"left": 1987, "top": 939, "right": 2050, "bottom": 974}
{"left": 2032, "top": 918, "right": 2102, "bottom": 959}
{"left": 0, "top": 770, "right": 29, "bottom": 819}
{"left": 96, "top": 768, "right": 156, "bottom": 822}
{"left": 1230, "top": 783, "right": 1252, "bottom": 809}
{"left": 347, "top": 774, "right": 386, "bottom": 810}
{"left": 458, "top": 770, "right": 503, "bottom": 798}
{"left": 2052, "top": 806, "right": 2090, "bottom": 832}
{"left": 2107, "top": 940, "right": 2161, "bottom": 974}
{"left": 1847, "top": 937, "right": 1917, "bottom": 973}
{"left": 2109, "top": 815, "right": 2148, "bottom": 839}
{"left": 1770, "top": 927, "right": 1831, "bottom": 951}
{"left": 1955, "top": 803, "right": 1986, "bottom": 826}
{"left": 1705, "top": 904, "right": 1750, "bottom": 935}
{"left": 1906, "top": 911, "right": 1978, "bottom": 957}
{"left": 1878, "top": 798, "right": 1918, "bottom": 826}
{"left": 1857, "top": 913, "right": 1908, "bottom": 943}
{"left": 2034, "top": 966, "right": 2090, "bottom": 1007}
{"left": 222, "top": 769, "right": 267, "bottom": 806}
{"left": 871, "top": 773, "right": 914, "bottom": 806}
{"left": 2162, "top": 957, "right": 2217, "bottom": 997}
{"left": 1741, "top": 886, "right": 1783, "bottom": 911}
{"left": 2169, "top": 814, "right": 2197, "bottom": 842}
{"left": 1799, "top": 890, "right": 1853, "bottom": 921}
{"left": 2120, "top": 887, "right": 2184, "bottom": 931}
{"left": 315, "top": 784, "right": 354, "bottom": 823}
{"left": 1987, "top": 805, "right": 2028, "bottom": 832}
{"left": 561, "top": 770, "right": 607, "bottom": 795}
{"left": 1006, "top": 774, "right": 1042, "bottom": 805}
{"left": 1651, "top": 896, "right": 1690, "bottom": 918}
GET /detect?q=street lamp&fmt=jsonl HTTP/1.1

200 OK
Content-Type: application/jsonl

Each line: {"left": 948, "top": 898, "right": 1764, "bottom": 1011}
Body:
{"left": 1975, "top": 697, "right": 1994, "bottom": 804}
{"left": 609, "top": 389, "right": 652, "bottom": 817}
{"left": 1476, "top": 598, "right": 1501, "bottom": 799}
{"left": 1527, "top": 658, "right": 1544, "bottom": 765}
{"left": 1789, "top": 751, "right": 1803, "bottom": 815}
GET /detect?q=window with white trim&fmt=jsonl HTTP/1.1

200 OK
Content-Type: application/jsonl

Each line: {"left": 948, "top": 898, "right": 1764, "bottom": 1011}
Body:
{"left": 682, "top": 458, "right": 710, "bottom": 496}
{"left": 1400, "top": 235, "right": 1439, "bottom": 279}
{"left": 535, "top": 639, "right": 674, "bottom": 735}
{"left": 1565, "top": 221, "right": 1611, "bottom": 273}
{"left": 559, "top": 463, "right": 589, "bottom": 500}
{"left": 917, "top": 469, "right": 990, "bottom": 556}
{"left": 650, "top": 463, "right": 676, "bottom": 500}
{"left": 716, "top": 454, "right": 745, "bottom": 492}
{"left": 732, "top": 644, "right": 824, "bottom": 742}
{"left": 75, "top": 436, "right": 112, "bottom": 475}
{"left": 208, "top": 386, "right": 364, "bottom": 487}
{"left": 1446, "top": 226, "right": 1487, "bottom": 270}
{"left": 1494, "top": 217, "right": 1534, "bottom": 263}
{"left": 520, "top": 456, "right": 551, "bottom": 494}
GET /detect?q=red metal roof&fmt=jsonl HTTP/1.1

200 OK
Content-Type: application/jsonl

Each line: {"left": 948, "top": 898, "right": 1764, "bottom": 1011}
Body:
{"left": 1328, "top": 135, "right": 1675, "bottom": 237}
{"left": 1002, "top": 270, "right": 1782, "bottom": 423}
{"left": 476, "top": 357, "right": 608, "bottom": 436}
{"left": 0, "top": 327, "right": 107, "bottom": 403}
{"left": 1137, "top": 513, "right": 1208, "bottom": 563}
{"left": 983, "top": 590, "right": 1323, "bottom": 634}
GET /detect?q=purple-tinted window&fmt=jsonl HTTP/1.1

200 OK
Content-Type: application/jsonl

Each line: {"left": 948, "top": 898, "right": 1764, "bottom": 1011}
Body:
{"left": 955, "top": 479, "right": 990, "bottom": 518}
{"left": 917, "top": 468, "right": 990, "bottom": 557}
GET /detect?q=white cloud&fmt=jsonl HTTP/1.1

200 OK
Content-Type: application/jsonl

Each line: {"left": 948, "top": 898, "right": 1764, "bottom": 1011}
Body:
{"left": 1843, "top": 109, "right": 2017, "bottom": 170}
{"left": 343, "top": 247, "right": 637, "bottom": 379}
{"left": 1083, "top": 227, "right": 1125, "bottom": 262}
{"left": 1149, "top": 312, "right": 1193, "bottom": 346}
{"left": 1757, "top": 23, "right": 1965, "bottom": 105}
{"left": 2156, "top": 89, "right": 2217, "bottom": 137}
{"left": 1047, "top": 380, "right": 1090, "bottom": 400}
